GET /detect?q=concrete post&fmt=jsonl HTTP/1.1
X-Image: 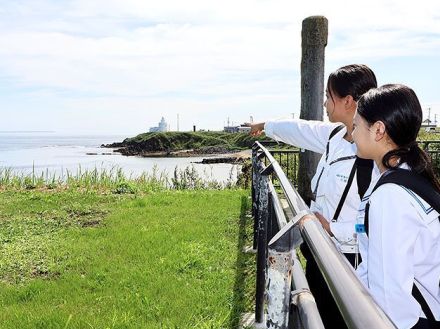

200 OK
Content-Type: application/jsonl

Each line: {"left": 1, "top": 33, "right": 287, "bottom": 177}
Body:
{"left": 297, "top": 16, "right": 328, "bottom": 205}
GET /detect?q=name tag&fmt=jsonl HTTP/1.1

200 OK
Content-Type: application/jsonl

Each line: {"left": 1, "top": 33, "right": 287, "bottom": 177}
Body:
{"left": 355, "top": 224, "right": 366, "bottom": 234}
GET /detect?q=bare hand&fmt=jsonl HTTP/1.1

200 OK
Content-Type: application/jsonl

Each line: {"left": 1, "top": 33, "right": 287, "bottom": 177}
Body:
{"left": 314, "top": 212, "right": 333, "bottom": 236}
{"left": 243, "top": 122, "right": 265, "bottom": 136}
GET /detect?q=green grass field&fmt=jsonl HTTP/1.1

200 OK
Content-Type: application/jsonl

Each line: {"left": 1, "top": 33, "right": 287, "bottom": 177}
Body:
{"left": 0, "top": 189, "right": 255, "bottom": 329}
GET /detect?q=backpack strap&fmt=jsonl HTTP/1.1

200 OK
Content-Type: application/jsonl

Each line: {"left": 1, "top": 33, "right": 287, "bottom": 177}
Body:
{"left": 332, "top": 161, "right": 357, "bottom": 222}
{"left": 323, "top": 124, "right": 373, "bottom": 220}
{"left": 312, "top": 125, "right": 345, "bottom": 200}
{"left": 365, "top": 168, "right": 440, "bottom": 235}
{"left": 412, "top": 283, "right": 438, "bottom": 325}
{"left": 355, "top": 157, "right": 374, "bottom": 199}
{"left": 364, "top": 168, "right": 440, "bottom": 323}
{"left": 370, "top": 169, "right": 440, "bottom": 215}
{"left": 332, "top": 156, "right": 374, "bottom": 222}
{"left": 326, "top": 125, "right": 344, "bottom": 161}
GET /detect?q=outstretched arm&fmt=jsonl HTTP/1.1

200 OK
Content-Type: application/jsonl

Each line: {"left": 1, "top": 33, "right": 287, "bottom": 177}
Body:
{"left": 246, "top": 119, "right": 340, "bottom": 154}
{"left": 244, "top": 122, "right": 265, "bottom": 136}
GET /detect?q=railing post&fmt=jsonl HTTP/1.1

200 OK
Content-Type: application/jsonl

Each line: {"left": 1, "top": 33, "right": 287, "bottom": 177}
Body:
{"left": 297, "top": 16, "right": 328, "bottom": 205}
{"left": 266, "top": 191, "right": 274, "bottom": 241}
{"left": 252, "top": 147, "right": 260, "bottom": 250}
{"left": 270, "top": 193, "right": 280, "bottom": 242}
{"left": 255, "top": 170, "right": 269, "bottom": 324}
{"left": 252, "top": 146, "right": 257, "bottom": 217}
{"left": 266, "top": 221, "right": 295, "bottom": 329}
{"left": 423, "top": 141, "right": 429, "bottom": 152}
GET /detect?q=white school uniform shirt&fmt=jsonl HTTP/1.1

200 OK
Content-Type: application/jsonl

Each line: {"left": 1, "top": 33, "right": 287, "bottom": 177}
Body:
{"left": 265, "top": 118, "right": 378, "bottom": 253}
{"left": 356, "top": 164, "right": 440, "bottom": 329}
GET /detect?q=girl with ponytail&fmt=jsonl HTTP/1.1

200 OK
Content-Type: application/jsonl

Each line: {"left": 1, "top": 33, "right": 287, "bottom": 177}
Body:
{"left": 352, "top": 84, "right": 440, "bottom": 329}
{"left": 249, "top": 64, "right": 378, "bottom": 328}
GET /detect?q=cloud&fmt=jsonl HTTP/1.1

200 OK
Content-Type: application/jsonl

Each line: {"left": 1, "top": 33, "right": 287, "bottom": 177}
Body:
{"left": 0, "top": 23, "right": 300, "bottom": 98}
{"left": 0, "top": 0, "right": 439, "bottom": 132}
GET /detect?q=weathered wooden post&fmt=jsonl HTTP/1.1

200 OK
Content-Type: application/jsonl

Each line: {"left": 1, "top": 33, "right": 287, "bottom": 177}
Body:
{"left": 297, "top": 16, "right": 328, "bottom": 204}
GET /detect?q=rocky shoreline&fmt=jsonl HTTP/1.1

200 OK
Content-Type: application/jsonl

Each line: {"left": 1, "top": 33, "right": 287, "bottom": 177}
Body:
{"left": 100, "top": 131, "right": 262, "bottom": 164}
{"left": 101, "top": 143, "right": 251, "bottom": 164}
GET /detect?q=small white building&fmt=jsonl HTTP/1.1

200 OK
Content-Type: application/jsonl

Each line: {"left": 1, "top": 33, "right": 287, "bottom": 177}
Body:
{"left": 224, "top": 124, "right": 251, "bottom": 133}
{"left": 421, "top": 118, "right": 437, "bottom": 132}
{"left": 149, "top": 117, "right": 169, "bottom": 132}
{"left": 238, "top": 126, "right": 251, "bottom": 133}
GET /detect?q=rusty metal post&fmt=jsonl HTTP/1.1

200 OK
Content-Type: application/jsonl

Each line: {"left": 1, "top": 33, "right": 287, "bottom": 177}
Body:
{"left": 255, "top": 170, "right": 269, "bottom": 324}
{"left": 266, "top": 220, "right": 295, "bottom": 329}
{"left": 252, "top": 146, "right": 260, "bottom": 250}
{"left": 269, "top": 194, "right": 279, "bottom": 242}
{"left": 267, "top": 190, "right": 275, "bottom": 243}
{"left": 297, "top": 16, "right": 328, "bottom": 205}
{"left": 252, "top": 145, "right": 257, "bottom": 217}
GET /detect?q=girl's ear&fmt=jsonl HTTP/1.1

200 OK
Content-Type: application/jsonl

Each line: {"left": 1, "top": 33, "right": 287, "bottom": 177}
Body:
{"left": 373, "top": 121, "right": 387, "bottom": 141}
{"left": 344, "top": 95, "right": 356, "bottom": 111}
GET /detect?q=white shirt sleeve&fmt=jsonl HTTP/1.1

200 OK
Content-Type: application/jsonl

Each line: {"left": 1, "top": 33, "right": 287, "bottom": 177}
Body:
{"left": 264, "top": 119, "right": 341, "bottom": 154}
{"left": 366, "top": 185, "right": 423, "bottom": 327}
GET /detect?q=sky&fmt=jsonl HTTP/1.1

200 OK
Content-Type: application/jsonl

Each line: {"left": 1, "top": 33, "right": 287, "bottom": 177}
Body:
{"left": 0, "top": 0, "right": 439, "bottom": 135}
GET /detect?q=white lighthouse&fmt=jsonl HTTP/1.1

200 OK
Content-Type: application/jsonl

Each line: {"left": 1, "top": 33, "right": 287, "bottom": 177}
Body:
{"left": 149, "top": 117, "right": 169, "bottom": 132}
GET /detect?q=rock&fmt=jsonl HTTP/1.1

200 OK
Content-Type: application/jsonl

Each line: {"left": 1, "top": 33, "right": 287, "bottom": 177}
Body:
{"left": 196, "top": 157, "right": 246, "bottom": 164}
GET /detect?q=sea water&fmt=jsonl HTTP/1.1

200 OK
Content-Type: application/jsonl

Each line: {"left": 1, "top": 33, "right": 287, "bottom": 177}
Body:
{"left": 0, "top": 132, "right": 239, "bottom": 182}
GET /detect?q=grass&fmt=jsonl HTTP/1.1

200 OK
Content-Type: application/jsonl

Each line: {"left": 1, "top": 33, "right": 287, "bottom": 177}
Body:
{"left": 0, "top": 189, "right": 256, "bottom": 328}
{"left": 418, "top": 128, "right": 440, "bottom": 141}
{"left": 0, "top": 165, "right": 241, "bottom": 192}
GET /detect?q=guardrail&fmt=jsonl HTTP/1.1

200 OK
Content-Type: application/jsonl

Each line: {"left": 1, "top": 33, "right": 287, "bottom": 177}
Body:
{"left": 251, "top": 141, "right": 397, "bottom": 329}
{"left": 259, "top": 140, "right": 440, "bottom": 186}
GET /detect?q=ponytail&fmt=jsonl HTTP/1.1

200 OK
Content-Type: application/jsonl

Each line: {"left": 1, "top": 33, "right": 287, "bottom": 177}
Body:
{"left": 383, "top": 142, "right": 440, "bottom": 193}
{"left": 357, "top": 84, "right": 440, "bottom": 193}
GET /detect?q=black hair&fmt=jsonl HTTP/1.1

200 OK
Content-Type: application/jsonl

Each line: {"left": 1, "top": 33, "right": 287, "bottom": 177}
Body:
{"left": 357, "top": 84, "right": 440, "bottom": 192}
{"left": 327, "top": 64, "right": 378, "bottom": 102}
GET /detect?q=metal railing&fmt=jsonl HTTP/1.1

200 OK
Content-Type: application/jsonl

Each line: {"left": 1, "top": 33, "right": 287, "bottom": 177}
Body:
{"left": 419, "top": 140, "right": 440, "bottom": 151}
{"left": 251, "top": 141, "right": 397, "bottom": 329}
{"left": 259, "top": 140, "right": 440, "bottom": 186}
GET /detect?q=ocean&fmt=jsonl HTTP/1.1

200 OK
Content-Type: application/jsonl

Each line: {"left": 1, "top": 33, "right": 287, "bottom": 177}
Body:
{"left": 0, "top": 133, "right": 240, "bottom": 182}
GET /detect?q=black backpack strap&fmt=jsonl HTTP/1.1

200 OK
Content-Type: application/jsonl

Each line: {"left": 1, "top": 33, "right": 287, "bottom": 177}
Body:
{"left": 365, "top": 168, "right": 440, "bottom": 236}
{"left": 364, "top": 202, "right": 370, "bottom": 237}
{"left": 332, "top": 162, "right": 357, "bottom": 222}
{"left": 355, "top": 157, "right": 374, "bottom": 199}
{"left": 312, "top": 167, "right": 325, "bottom": 201}
{"left": 371, "top": 169, "right": 440, "bottom": 214}
{"left": 332, "top": 157, "right": 374, "bottom": 222}
{"left": 412, "top": 284, "right": 438, "bottom": 324}
{"left": 312, "top": 125, "right": 345, "bottom": 201}
{"left": 326, "top": 125, "right": 344, "bottom": 161}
